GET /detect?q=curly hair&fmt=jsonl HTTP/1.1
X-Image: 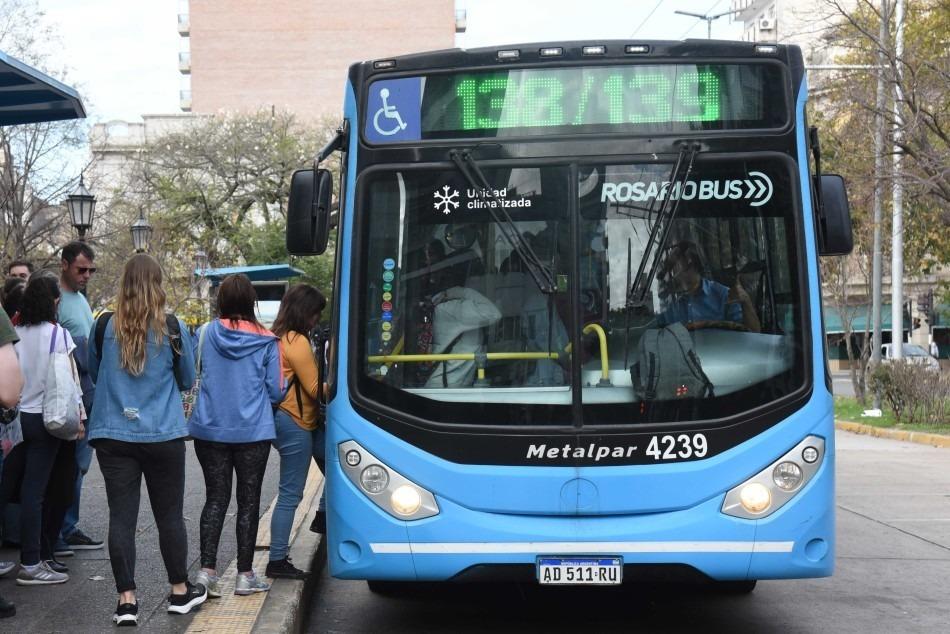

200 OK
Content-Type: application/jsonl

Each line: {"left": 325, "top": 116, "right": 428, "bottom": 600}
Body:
{"left": 18, "top": 271, "right": 61, "bottom": 325}
{"left": 114, "top": 254, "right": 167, "bottom": 376}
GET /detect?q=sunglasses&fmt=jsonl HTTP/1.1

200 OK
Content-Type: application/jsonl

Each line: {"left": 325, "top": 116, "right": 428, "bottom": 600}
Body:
{"left": 76, "top": 266, "right": 97, "bottom": 274}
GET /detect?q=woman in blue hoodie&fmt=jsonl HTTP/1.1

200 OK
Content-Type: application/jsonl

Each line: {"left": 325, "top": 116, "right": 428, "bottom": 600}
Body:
{"left": 87, "top": 254, "right": 207, "bottom": 625}
{"left": 190, "top": 274, "right": 283, "bottom": 597}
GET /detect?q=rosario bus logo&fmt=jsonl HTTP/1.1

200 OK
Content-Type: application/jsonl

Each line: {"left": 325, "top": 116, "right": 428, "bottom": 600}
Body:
{"left": 601, "top": 171, "right": 773, "bottom": 207}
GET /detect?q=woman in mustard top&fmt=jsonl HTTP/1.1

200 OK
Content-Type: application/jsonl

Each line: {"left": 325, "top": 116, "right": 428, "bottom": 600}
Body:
{"left": 265, "top": 284, "right": 327, "bottom": 579}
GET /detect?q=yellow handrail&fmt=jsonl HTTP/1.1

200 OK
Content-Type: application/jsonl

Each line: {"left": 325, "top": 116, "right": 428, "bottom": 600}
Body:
{"left": 367, "top": 351, "right": 560, "bottom": 364}
{"left": 563, "top": 323, "right": 610, "bottom": 383}
{"left": 368, "top": 323, "right": 610, "bottom": 384}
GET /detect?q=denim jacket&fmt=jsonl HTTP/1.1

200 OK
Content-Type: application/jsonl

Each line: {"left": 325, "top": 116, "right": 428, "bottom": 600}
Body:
{"left": 86, "top": 315, "right": 195, "bottom": 443}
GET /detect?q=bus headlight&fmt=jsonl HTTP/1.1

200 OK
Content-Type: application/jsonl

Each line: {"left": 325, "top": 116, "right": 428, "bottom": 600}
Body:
{"left": 772, "top": 462, "right": 803, "bottom": 491}
{"left": 722, "top": 436, "right": 825, "bottom": 520}
{"left": 360, "top": 465, "right": 389, "bottom": 494}
{"left": 339, "top": 440, "right": 439, "bottom": 521}
{"left": 739, "top": 483, "right": 771, "bottom": 514}
{"left": 391, "top": 485, "right": 423, "bottom": 516}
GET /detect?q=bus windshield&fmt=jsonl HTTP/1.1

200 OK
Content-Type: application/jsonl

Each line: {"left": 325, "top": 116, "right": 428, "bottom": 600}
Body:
{"left": 357, "top": 155, "right": 806, "bottom": 427}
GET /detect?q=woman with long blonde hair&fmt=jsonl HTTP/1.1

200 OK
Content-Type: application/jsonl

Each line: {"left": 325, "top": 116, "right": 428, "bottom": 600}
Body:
{"left": 86, "top": 254, "right": 207, "bottom": 626}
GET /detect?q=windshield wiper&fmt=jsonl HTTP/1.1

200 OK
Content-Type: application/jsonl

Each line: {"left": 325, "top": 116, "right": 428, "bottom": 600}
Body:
{"left": 626, "top": 143, "right": 699, "bottom": 308}
{"left": 450, "top": 149, "right": 557, "bottom": 294}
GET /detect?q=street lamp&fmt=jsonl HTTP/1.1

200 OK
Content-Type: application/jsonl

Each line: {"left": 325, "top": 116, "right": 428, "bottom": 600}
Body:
{"left": 65, "top": 173, "right": 96, "bottom": 241}
{"left": 194, "top": 250, "right": 208, "bottom": 274}
{"left": 674, "top": 8, "right": 741, "bottom": 39}
{"left": 130, "top": 209, "right": 153, "bottom": 253}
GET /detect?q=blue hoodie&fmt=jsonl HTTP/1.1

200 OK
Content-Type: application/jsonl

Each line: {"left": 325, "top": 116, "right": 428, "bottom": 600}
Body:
{"left": 188, "top": 319, "right": 284, "bottom": 443}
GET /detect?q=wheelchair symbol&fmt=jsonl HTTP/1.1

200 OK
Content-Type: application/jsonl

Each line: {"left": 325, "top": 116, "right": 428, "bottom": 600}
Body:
{"left": 373, "top": 88, "right": 408, "bottom": 136}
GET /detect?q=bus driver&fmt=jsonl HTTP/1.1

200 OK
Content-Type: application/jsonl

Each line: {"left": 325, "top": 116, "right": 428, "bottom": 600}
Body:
{"left": 660, "top": 241, "right": 761, "bottom": 333}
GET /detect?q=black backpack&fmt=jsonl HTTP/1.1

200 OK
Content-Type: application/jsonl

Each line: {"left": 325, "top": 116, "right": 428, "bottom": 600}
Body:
{"left": 94, "top": 312, "right": 184, "bottom": 370}
{"left": 631, "top": 322, "right": 714, "bottom": 400}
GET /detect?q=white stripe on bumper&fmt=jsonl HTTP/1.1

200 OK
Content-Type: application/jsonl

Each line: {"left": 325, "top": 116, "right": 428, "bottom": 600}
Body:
{"left": 369, "top": 541, "right": 794, "bottom": 555}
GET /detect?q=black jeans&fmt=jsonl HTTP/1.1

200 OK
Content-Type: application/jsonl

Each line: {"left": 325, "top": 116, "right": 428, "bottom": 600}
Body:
{"left": 95, "top": 438, "right": 189, "bottom": 593}
{"left": 194, "top": 439, "right": 270, "bottom": 572}
{"left": 1, "top": 412, "right": 77, "bottom": 566}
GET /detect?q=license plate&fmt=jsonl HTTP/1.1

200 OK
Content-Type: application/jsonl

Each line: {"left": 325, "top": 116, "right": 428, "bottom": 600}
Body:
{"left": 537, "top": 557, "right": 623, "bottom": 585}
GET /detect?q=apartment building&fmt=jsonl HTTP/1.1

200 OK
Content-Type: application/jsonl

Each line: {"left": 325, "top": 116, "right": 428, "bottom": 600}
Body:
{"left": 177, "top": 0, "right": 458, "bottom": 119}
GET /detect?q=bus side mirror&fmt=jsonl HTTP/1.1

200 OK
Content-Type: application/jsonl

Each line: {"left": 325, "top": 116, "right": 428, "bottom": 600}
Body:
{"left": 817, "top": 174, "right": 853, "bottom": 256}
{"left": 287, "top": 168, "right": 333, "bottom": 256}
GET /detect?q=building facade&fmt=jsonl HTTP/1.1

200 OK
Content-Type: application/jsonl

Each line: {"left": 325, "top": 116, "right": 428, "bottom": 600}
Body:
{"left": 178, "top": 0, "right": 457, "bottom": 119}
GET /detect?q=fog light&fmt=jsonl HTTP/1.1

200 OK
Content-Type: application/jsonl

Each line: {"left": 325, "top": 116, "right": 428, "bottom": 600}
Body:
{"left": 802, "top": 446, "right": 819, "bottom": 463}
{"left": 390, "top": 485, "right": 422, "bottom": 516}
{"left": 345, "top": 450, "right": 362, "bottom": 467}
{"left": 739, "top": 483, "right": 771, "bottom": 514}
{"left": 772, "top": 461, "right": 803, "bottom": 491}
{"left": 360, "top": 465, "right": 389, "bottom": 494}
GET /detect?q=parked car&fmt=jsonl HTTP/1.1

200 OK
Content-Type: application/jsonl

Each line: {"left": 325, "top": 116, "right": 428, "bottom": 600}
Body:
{"left": 880, "top": 343, "right": 941, "bottom": 372}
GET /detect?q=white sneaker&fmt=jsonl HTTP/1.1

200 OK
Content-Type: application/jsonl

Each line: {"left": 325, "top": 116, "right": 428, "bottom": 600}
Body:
{"left": 195, "top": 570, "right": 221, "bottom": 598}
{"left": 16, "top": 561, "right": 68, "bottom": 585}
{"left": 0, "top": 561, "right": 15, "bottom": 576}
{"left": 234, "top": 571, "right": 270, "bottom": 595}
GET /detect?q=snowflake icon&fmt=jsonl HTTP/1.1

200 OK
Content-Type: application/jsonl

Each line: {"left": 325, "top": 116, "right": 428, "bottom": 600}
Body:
{"left": 433, "top": 185, "right": 460, "bottom": 215}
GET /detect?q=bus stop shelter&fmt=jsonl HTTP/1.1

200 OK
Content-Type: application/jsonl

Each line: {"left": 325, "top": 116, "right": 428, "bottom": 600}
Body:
{"left": 194, "top": 264, "right": 304, "bottom": 327}
{"left": 0, "top": 50, "right": 85, "bottom": 124}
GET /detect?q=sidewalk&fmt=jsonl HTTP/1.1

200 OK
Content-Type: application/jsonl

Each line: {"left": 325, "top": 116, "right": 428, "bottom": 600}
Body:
{"left": 0, "top": 443, "right": 287, "bottom": 632}
{"left": 835, "top": 420, "right": 950, "bottom": 448}
{"left": 186, "top": 465, "right": 324, "bottom": 634}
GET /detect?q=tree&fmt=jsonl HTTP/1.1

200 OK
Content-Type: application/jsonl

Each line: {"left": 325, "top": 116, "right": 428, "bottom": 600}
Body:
{"left": 822, "top": 0, "right": 950, "bottom": 255}
{"left": 0, "top": 0, "right": 86, "bottom": 268}
{"left": 103, "top": 110, "right": 338, "bottom": 314}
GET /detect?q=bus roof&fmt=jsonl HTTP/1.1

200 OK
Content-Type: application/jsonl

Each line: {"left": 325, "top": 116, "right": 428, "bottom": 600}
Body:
{"left": 356, "top": 39, "right": 802, "bottom": 77}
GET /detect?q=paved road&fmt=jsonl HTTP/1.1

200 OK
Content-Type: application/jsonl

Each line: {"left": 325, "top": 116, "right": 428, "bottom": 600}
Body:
{"left": 306, "top": 431, "right": 950, "bottom": 633}
{"left": 0, "top": 443, "right": 281, "bottom": 632}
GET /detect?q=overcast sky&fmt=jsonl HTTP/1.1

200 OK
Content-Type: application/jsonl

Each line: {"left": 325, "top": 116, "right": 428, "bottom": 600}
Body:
{"left": 35, "top": 0, "right": 744, "bottom": 123}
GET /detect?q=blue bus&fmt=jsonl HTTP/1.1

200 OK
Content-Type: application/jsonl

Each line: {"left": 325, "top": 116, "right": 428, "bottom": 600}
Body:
{"left": 286, "top": 40, "right": 852, "bottom": 592}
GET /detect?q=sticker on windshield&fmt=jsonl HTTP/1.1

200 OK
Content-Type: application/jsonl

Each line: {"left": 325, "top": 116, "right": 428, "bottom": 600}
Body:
{"left": 432, "top": 184, "right": 535, "bottom": 217}
{"left": 600, "top": 171, "right": 773, "bottom": 207}
{"left": 365, "top": 78, "right": 422, "bottom": 144}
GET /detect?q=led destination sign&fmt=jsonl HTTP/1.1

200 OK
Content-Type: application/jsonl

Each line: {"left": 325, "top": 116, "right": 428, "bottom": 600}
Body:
{"left": 364, "top": 63, "right": 786, "bottom": 143}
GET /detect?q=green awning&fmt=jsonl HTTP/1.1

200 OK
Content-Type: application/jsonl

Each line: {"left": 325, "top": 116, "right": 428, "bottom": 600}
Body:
{"left": 823, "top": 303, "right": 905, "bottom": 335}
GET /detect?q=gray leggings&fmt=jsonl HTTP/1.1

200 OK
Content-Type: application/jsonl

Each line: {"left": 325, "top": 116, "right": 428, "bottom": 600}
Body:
{"left": 194, "top": 439, "right": 270, "bottom": 572}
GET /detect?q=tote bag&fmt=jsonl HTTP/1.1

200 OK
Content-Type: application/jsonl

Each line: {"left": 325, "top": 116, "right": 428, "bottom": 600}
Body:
{"left": 42, "top": 325, "right": 83, "bottom": 440}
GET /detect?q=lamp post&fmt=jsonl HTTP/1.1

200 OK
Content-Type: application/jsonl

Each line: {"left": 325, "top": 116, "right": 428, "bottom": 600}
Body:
{"left": 674, "top": 9, "right": 740, "bottom": 39}
{"left": 194, "top": 250, "right": 210, "bottom": 320}
{"left": 65, "top": 173, "right": 96, "bottom": 241}
{"left": 130, "top": 209, "right": 153, "bottom": 253}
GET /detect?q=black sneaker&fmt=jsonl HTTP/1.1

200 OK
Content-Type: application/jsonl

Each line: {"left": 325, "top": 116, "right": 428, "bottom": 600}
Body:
{"left": 309, "top": 509, "right": 326, "bottom": 534}
{"left": 65, "top": 529, "right": 104, "bottom": 550}
{"left": 0, "top": 594, "right": 14, "bottom": 619}
{"left": 113, "top": 601, "right": 138, "bottom": 627}
{"left": 44, "top": 558, "right": 68, "bottom": 573}
{"left": 167, "top": 582, "right": 208, "bottom": 615}
{"left": 265, "top": 557, "right": 308, "bottom": 580}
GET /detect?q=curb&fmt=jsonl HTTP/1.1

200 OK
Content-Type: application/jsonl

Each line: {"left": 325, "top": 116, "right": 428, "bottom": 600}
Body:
{"left": 253, "top": 486, "right": 325, "bottom": 634}
{"left": 835, "top": 420, "right": 950, "bottom": 448}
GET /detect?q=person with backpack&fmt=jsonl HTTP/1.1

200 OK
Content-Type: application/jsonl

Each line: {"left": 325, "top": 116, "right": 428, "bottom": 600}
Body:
{"left": 190, "top": 274, "right": 283, "bottom": 597}
{"left": 87, "top": 254, "right": 206, "bottom": 626}
{"left": 266, "top": 284, "right": 327, "bottom": 579}
{"left": 2, "top": 272, "right": 83, "bottom": 586}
